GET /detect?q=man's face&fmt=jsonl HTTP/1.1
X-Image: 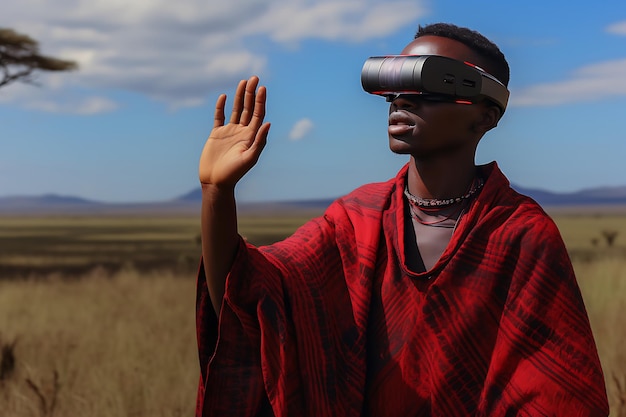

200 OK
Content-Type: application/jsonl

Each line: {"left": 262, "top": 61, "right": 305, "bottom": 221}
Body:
{"left": 387, "top": 36, "right": 493, "bottom": 159}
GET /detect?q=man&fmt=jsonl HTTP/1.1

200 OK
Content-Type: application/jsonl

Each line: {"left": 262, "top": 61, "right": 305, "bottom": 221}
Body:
{"left": 196, "top": 23, "right": 609, "bottom": 416}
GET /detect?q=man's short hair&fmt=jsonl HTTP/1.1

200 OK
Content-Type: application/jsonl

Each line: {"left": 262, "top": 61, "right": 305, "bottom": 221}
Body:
{"left": 416, "top": 23, "right": 510, "bottom": 87}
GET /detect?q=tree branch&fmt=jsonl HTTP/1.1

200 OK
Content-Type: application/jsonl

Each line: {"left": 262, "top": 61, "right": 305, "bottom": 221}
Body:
{"left": 0, "top": 27, "right": 77, "bottom": 89}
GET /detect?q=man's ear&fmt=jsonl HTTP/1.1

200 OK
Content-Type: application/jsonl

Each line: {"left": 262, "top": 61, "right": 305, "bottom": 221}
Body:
{"left": 473, "top": 105, "right": 501, "bottom": 134}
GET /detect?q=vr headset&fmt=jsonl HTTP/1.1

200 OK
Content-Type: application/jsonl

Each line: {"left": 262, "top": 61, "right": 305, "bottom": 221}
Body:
{"left": 361, "top": 55, "right": 509, "bottom": 113}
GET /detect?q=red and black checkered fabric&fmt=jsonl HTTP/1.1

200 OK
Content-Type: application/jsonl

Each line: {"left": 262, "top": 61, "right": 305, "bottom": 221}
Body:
{"left": 195, "top": 162, "right": 609, "bottom": 417}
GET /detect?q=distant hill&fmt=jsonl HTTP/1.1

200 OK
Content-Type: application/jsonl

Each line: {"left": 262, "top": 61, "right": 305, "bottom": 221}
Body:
{"left": 174, "top": 188, "right": 333, "bottom": 213}
{"left": 0, "top": 194, "right": 96, "bottom": 206}
{"left": 176, "top": 188, "right": 202, "bottom": 202}
{"left": 178, "top": 183, "right": 626, "bottom": 208}
{"left": 512, "top": 184, "right": 626, "bottom": 207}
{"left": 0, "top": 193, "right": 199, "bottom": 215}
{"left": 2, "top": 183, "right": 626, "bottom": 215}
{"left": 0, "top": 194, "right": 100, "bottom": 213}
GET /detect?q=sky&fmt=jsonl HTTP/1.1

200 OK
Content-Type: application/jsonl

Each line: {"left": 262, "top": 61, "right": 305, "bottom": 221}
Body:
{"left": 1, "top": 0, "right": 626, "bottom": 203}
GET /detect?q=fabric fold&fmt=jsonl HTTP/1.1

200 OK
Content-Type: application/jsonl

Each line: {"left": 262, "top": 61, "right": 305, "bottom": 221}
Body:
{"left": 196, "top": 162, "right": 609, "bottom": 417}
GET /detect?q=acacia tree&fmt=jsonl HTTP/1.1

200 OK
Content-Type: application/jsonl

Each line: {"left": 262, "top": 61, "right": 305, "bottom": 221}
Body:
{"left": 0, "top": 28, "right": 77, "bottom": 89}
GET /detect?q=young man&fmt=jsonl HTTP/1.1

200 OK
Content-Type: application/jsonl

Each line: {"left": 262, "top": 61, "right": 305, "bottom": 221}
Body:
{"left": 195, "top": 23, "right": 609, "bottom": 417}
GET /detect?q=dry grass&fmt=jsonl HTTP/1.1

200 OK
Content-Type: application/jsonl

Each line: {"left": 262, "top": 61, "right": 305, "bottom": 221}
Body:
{"left": 573, "top": 257, "right": 626, "bottom": 416}
{"left": 0, "top": 216, "right": 203, "bottom": 278}
{"left": 0, "top": 268, "right": 198, "bottom": 417}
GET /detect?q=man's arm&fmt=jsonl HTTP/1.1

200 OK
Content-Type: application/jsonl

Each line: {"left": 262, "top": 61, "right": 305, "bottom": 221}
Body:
{"left": 198, "top": 76, "right": 270, "bottom": 315}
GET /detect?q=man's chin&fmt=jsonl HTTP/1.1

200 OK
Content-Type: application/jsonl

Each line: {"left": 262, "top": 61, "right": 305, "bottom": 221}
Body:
{"left": 388, "top": 137, "right": 413, "bottom": 155}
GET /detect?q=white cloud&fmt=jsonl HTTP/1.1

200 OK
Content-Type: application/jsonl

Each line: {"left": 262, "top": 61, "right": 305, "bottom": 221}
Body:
{"left": 607, "top": 20, "right": 626, "bottom": 35}
{"left": 27, "top": 96, "right": 117, "bottom": 114}
{"left": 0, "top": 74, "right": 118, "bottom": 114}
{"left": 511, "top": 58, "right": 626, "bottom": 106}
{"left": 510, "top": 21, "right": 626, "bottom": 107}
{"left": 250, "top": 1, "right": 426, "bottom": 43}
{"left": 0, "top": 0, "right": 427, "bottom": 114}
{"left": 289, "top": 118, "right": 314, "bottom": 141}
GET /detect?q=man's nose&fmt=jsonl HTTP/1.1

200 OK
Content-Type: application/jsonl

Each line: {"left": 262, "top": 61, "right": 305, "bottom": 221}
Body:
{"left": 389, "top": 95, "right": 417, "bottom": 110}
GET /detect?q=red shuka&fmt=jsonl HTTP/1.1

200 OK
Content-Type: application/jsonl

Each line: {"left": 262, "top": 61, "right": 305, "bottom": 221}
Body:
{"left": 196, "top": 162, "right": 609, "bottom": 417}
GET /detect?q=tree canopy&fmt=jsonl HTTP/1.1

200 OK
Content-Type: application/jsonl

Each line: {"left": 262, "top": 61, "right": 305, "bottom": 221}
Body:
{"left": 0, "top": 28, "right": 77, "bottom": 89}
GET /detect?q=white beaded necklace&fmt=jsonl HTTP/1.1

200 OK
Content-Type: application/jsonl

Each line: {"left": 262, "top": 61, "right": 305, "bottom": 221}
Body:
{"left": 404, "top": 177, "right": 484, "bottom": 208}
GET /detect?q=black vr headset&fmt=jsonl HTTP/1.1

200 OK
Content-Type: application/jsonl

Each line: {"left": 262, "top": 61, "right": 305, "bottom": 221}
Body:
{"left": 361, "top": 55, "right": 509, "bottom": 113}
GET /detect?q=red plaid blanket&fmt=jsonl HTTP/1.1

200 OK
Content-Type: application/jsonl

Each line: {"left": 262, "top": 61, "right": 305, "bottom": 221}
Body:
{"left": 196, "top": 162, "right": 608, "bottom": 417}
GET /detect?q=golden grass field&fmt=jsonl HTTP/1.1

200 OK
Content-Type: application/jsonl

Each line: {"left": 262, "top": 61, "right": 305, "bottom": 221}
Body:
{"left": 0, "top": 210, "right": 625, "bottom": 416}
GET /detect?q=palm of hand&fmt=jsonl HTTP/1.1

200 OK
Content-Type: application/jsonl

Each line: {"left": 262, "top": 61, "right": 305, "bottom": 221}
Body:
{"left": 198, "top": 76, "right": 270, "bottom": 188}
{"left": 199, "top": 123, "right": 259, "bottom": 187}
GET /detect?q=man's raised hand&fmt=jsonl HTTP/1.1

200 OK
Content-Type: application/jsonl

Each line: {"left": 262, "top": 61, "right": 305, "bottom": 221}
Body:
{"left": 199, "top": 76, "right": 270, "bottom": 188}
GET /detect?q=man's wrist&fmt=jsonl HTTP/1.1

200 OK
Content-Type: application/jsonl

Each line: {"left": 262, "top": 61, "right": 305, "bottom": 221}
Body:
{"left": 200, "top": 182, "right": 235, "bottom": 202}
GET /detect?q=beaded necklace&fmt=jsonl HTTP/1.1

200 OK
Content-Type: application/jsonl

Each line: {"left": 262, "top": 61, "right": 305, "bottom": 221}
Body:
{"left": 407, "top": 202, "right": 465, "bottom": 228}
{"left": 403, "top": 176, "right": 484, "bottom": 208}
{"left": 404, "top": 176, "right": 484, "bottom": 228}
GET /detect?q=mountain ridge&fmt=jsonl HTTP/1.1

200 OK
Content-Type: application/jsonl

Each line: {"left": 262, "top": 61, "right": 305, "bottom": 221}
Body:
{"left": 3, "top": 183, "right": 626, "bottom": 215}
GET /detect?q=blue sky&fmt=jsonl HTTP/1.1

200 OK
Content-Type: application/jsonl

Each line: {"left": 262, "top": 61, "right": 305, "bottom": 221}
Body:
{"left": 1, "top": 0, "right": 626, "bottom": 203}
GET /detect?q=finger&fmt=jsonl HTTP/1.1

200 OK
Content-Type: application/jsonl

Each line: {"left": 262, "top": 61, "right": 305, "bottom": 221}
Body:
{"left": 255, "top": 122, "right": 270, "bottom": 151}
{"left": 229, "top": 79, "right": 247, "bottom": 125}
{"left": 248, "top": 85, "right": 267, "bottom": 133}
{"left": 240, "top": 76, "right": 259, "bottom": 126}
{"left": 213, "top": 94, "right": 227, "bottom": 129}
{"left": 244, "top": 122, "right": 270, "bottom": 165}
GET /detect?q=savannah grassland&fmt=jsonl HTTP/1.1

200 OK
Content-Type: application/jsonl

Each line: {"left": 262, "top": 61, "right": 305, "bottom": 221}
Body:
{"left": 0, "top": 210, "right": 625, "bottom": 416}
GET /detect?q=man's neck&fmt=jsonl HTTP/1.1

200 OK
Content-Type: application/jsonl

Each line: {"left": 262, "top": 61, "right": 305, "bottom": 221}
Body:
{"left": 407, "top": 155, "right": 478, "bottom": 200}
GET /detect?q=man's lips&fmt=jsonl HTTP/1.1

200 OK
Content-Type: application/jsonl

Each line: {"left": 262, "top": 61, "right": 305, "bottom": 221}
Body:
{"left": 388, "top": 112, "right": 416, "bottom": 136}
